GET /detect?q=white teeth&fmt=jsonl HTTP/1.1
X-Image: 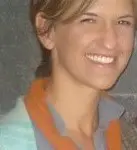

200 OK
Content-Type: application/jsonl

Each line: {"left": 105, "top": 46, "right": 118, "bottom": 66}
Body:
{"left": 86, "top": 54, "right": 114, "bottom": 64}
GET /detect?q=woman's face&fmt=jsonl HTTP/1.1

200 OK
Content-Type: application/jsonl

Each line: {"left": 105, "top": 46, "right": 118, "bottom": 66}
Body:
{"left": 44, "top": 0, "right": 135, "bottom": 90}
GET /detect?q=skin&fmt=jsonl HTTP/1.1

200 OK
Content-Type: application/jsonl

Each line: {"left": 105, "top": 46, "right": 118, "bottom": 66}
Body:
{"left": 36, "top": 0, "right": 135, "bottom": 148}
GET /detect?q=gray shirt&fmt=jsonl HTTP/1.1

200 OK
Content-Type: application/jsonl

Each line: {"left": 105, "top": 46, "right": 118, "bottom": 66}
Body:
{"left": 32, "top": 98, "right": 124, "bottom": 150}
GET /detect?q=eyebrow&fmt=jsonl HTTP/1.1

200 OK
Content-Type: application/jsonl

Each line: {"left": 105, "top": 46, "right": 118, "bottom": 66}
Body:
{"left": 82, "top": 13, "right": 134, "bottom": 19}
{"left": 118, "top": 14, "right": 134, "bottom": 19}
{"left": 82, "top": 12, "right": 98, "bottom": 17}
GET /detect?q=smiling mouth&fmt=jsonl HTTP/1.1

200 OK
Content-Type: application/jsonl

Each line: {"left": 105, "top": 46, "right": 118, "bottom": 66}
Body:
{"left": 85, "top": 53, "right": 115, "bottom": 64}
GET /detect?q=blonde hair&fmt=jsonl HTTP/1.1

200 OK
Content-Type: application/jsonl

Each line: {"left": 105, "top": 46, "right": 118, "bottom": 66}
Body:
{"left": 30, "top": 0, "right": 95, "bottom": 77}
{"left": 30, "top": 0, "right": 95, "bottom": 29}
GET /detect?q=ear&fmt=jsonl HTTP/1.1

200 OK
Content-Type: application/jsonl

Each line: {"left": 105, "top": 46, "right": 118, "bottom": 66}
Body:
{"left": 35, "top": 12, "right": 55, "bottom": 50}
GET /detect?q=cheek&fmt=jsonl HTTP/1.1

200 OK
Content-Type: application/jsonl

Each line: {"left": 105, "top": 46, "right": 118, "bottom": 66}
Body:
{"left": 118, "top": 27, "right": 134, "bottom": 46}
{"left": 55, "top": 28, "right": 78, "bottom": 50}
{"left": 53, "top": 28, "right": 91, "bottom": 74}
{"left": 114, "top": 31, "right": 134, "bottom": 72}
{"left": 54, "top": 28, "right": 89, "bottom": 58}
{"left": 53, "top": 30, "right": 79, "bottom": 66}
{"left": 118, "top": 31, "right": 134, "bottom": 55}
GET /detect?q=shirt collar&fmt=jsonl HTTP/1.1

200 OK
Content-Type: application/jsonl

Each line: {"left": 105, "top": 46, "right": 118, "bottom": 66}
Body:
{"left": 47, "top": 97, "right": 125, "bottom": 134}
{"left": 98, "top": 97, "right": 125, "bottom": 129}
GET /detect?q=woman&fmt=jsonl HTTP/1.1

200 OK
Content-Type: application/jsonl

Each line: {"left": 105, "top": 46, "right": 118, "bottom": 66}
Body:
{"left": 0, "top": 0, "right": 136, "bottom": 149}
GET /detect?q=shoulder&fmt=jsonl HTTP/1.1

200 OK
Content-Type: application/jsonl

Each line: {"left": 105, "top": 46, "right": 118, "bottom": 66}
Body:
{"left": 100, "top": 94, "right": 123, "bottom": 150}
{"left": 0, "top": 96, "right": 31, "bottom": 124}
{"left": 0, "top": 97, "right": 36, "bottom": 150}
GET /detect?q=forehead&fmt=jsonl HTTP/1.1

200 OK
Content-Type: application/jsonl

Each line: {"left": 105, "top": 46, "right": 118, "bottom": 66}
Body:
{"left": 86, "top": 0, "right": 134, "bottom": 15}
{"left": 59, "top": 0, "right": 134, "bottom": 23}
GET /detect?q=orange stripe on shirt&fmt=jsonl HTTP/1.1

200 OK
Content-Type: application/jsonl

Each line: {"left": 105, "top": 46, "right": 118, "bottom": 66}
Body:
{"left": 24, "top": 79, "right": 122, "bottom": 150}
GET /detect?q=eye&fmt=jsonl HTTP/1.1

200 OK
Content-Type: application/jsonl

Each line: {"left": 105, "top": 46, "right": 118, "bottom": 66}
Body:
{"left": 80, "top": 18, "right": 97, "bottom": 23}
{"left": 118, "top": 20, "right": 133, "bottom": 26}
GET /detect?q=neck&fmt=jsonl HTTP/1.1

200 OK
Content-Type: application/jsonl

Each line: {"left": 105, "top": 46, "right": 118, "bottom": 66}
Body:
{"left": 47, "top": 68, "right": 101, "bottom": 137}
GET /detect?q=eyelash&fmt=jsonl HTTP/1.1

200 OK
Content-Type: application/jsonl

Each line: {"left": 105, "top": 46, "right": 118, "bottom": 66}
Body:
{"left": 80, "top": 18, "right": 133, "bottom": 27}
{"left": 118, "top": 20, "right": 132, "bottom": 26}
{"left": 80, "top": 18, "right": 96, "bottom": 23}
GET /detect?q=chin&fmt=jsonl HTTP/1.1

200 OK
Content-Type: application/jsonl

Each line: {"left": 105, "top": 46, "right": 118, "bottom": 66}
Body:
{"left": 99, "top": 84, "right": 115, "bottom": 90}
{"left": 97, "top": 80, "right": 118, "bottom": 90}
{"left": 87, "top": 78, "right": 118, "bottom": 91}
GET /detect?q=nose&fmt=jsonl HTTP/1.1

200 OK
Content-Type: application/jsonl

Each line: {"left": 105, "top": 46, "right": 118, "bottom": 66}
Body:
{"left": 102, "top": 24, "right": 117, "bottom": 50}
